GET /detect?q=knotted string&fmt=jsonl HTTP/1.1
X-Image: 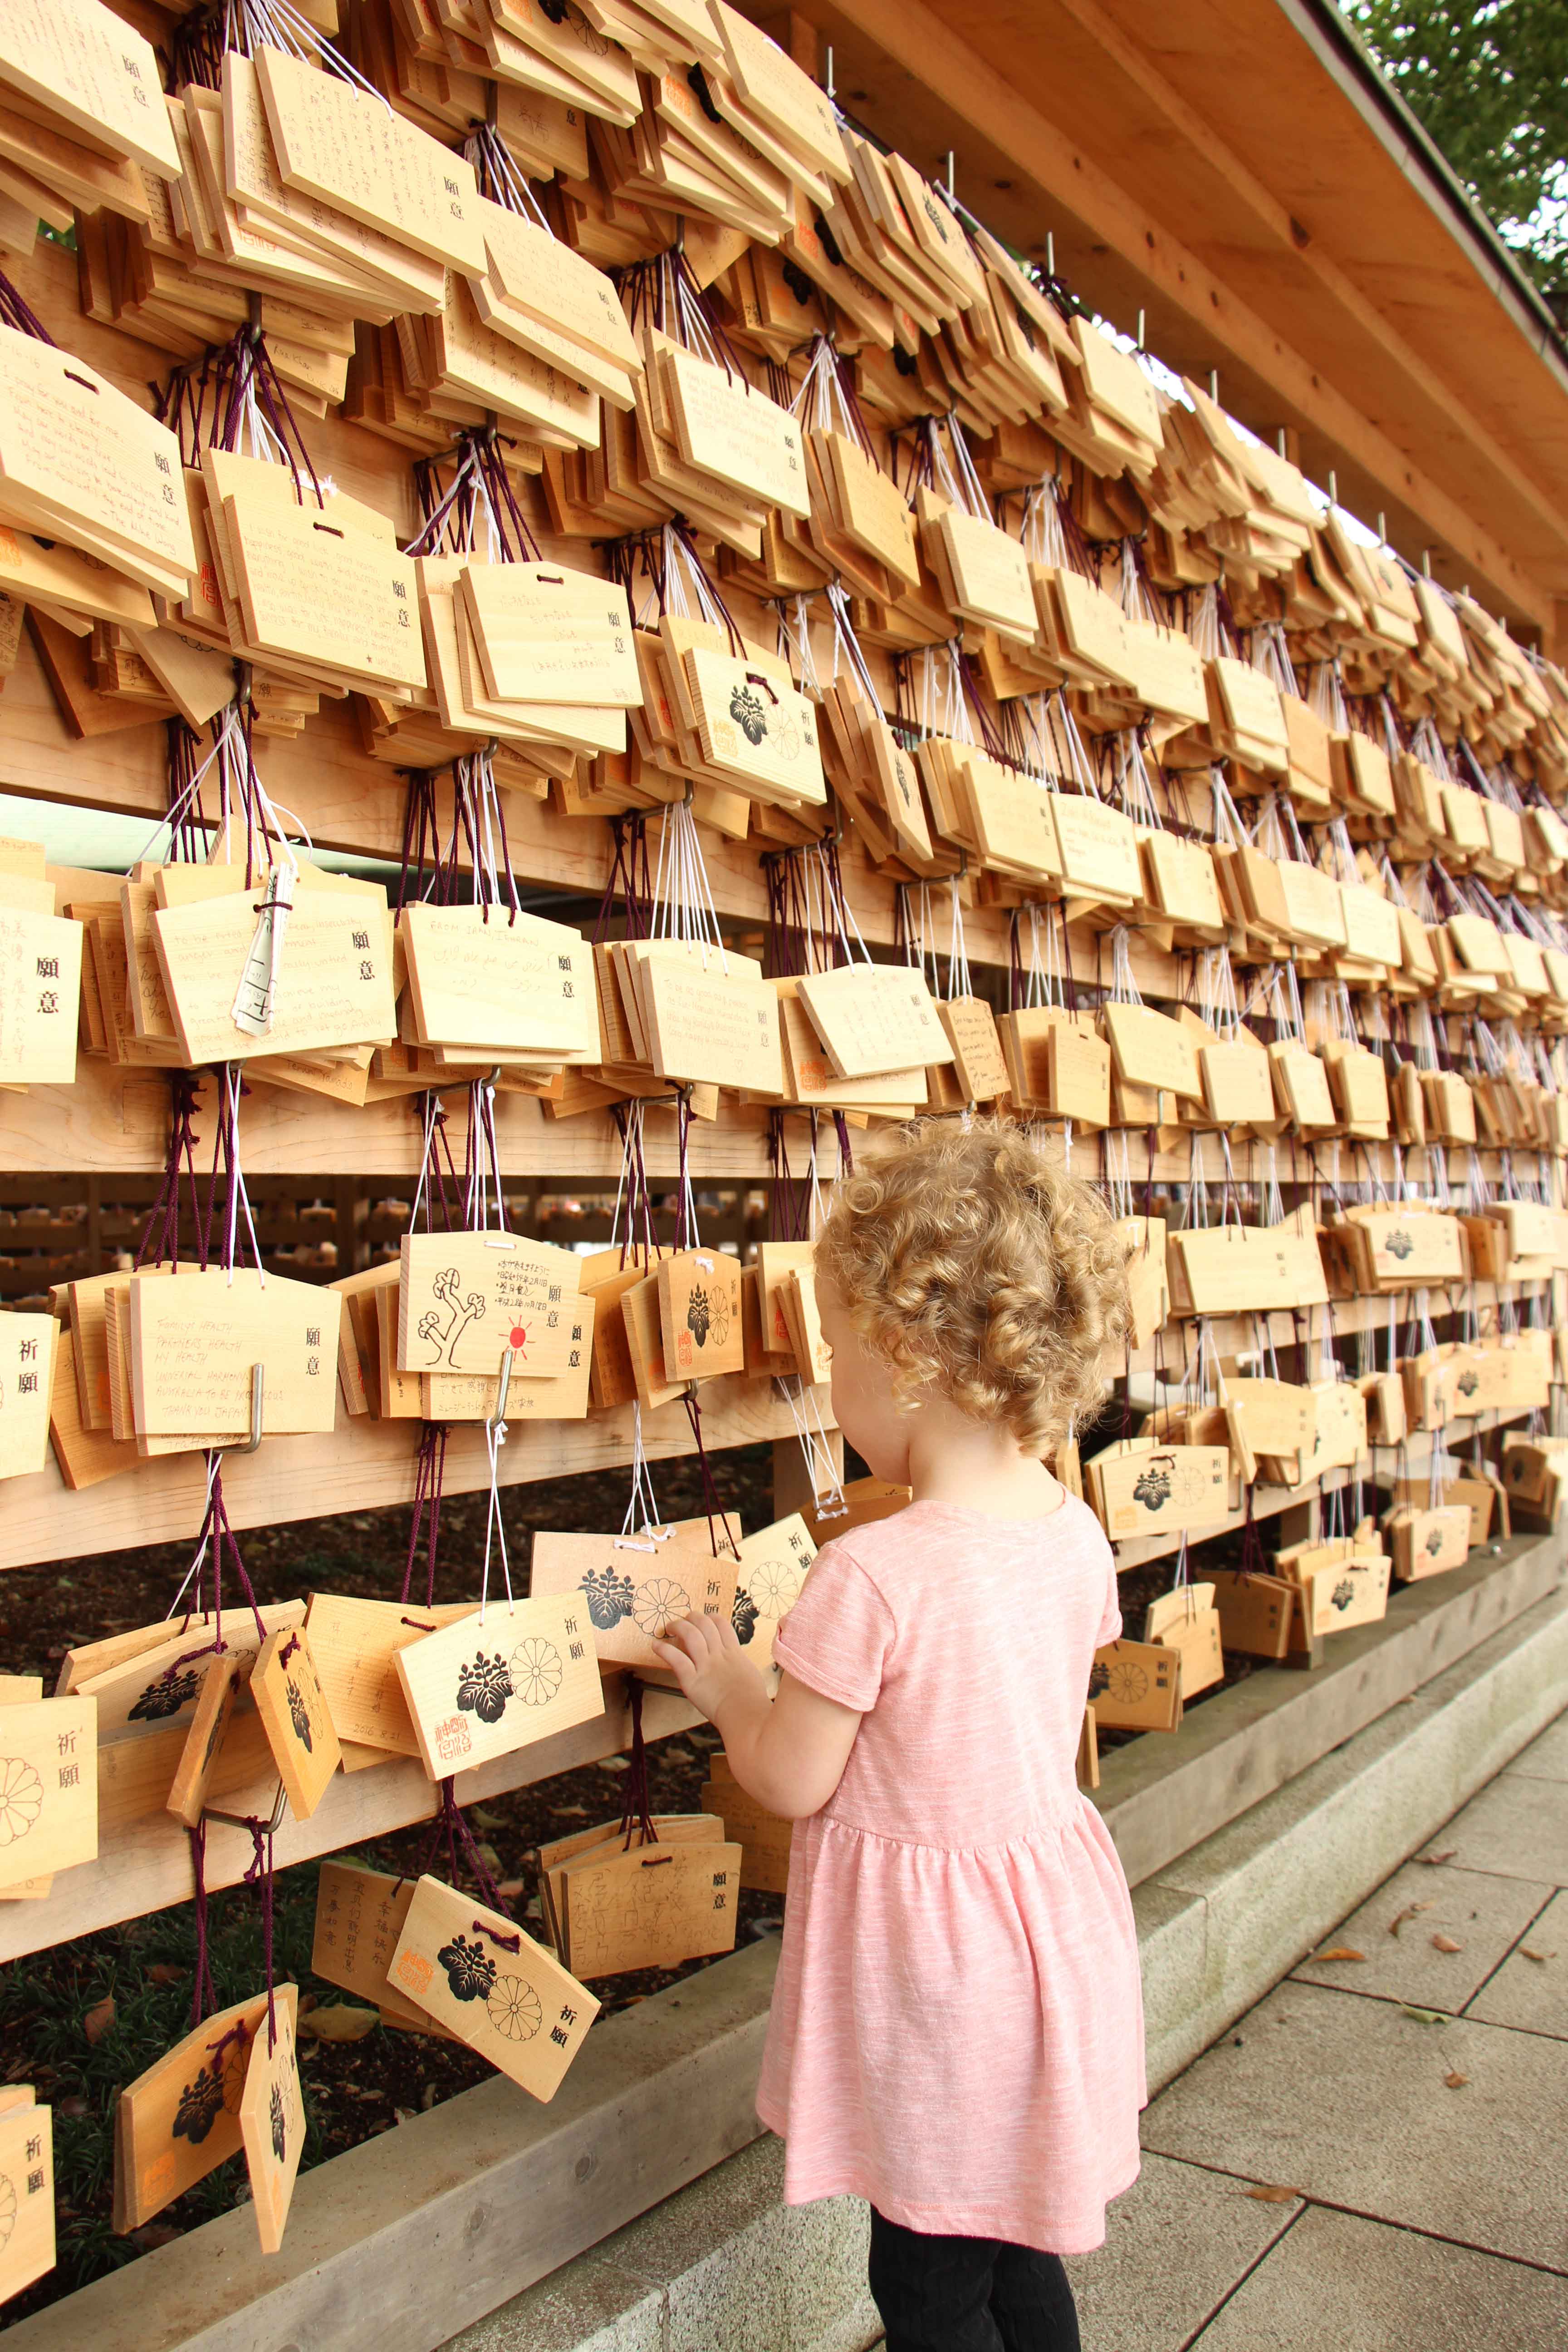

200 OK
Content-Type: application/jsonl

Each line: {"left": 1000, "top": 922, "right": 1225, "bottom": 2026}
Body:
{"left": 407, "top": 1779, "right": 513, "bottom": 1919}
{"left": 186, "top": 1821, "right": 220, "bottom": 2028}
{"left": 137, "top": 1073, "right": 205, "bottom": 1272}
{"left": 243, "top": 1816, "right": 277, "bottom": 2050}
{"left": 618, "top": 1675, "right": 657, "bottom": 1850}
{"left": 399, "top": 1422, "right": 450, "bottom": 1608}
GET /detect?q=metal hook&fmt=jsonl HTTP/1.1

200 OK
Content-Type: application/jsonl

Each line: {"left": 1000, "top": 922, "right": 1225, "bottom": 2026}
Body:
{"left": 488, "top": 1346, "right": 515, "bottom": 1432}
{"left": 203, "top": 1779, "right": 288, "bottom": 1836}
{"left": 219, "top": 1362, "right": 265, "bottom": 1455}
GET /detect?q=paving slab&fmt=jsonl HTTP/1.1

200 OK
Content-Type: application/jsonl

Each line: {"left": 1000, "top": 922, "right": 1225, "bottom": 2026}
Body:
{"left": 1065, "top": 2154, "right": 1299, "bottom": 2352}
{"left": 1418, "top": 1769, "right": 1568, "bottom": 1887}
{"left": 1505, "top": 1710, "right": 1568, "bottom": 1784}
{"left": 1466, "top": 1888, "right": 1568, "bottom": 2039}
{"left": 1142, "top": 1980, "right": 1568, "bottom": 2269}
{"left": 1290, "top": 1858, "right": 1553, "bottom": 2010}
{"left": 1190, "top": 2205, "right": 1568, "bottom": 2351}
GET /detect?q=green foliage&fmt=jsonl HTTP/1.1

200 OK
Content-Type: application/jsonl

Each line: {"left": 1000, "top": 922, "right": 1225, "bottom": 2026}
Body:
{"left": 1342, "top": 2, "right": 1568, "bottom": 289}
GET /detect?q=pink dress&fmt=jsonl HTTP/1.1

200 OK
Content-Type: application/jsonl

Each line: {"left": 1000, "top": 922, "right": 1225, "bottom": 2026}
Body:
{"left": 756, "top": 1493, "right": 1145, "bottom": 2255}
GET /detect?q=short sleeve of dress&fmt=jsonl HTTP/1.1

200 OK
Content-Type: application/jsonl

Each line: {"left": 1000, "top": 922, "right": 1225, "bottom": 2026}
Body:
{"left": 1096, "top": 1541, "right": 1123, "bottom": 1647}
{"left": 771, "top": 1539, "right": 894, "bottom": 1713}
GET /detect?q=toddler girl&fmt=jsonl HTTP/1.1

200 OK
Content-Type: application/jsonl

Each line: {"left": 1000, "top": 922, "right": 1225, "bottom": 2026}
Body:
{"left": 653, "top": 1118, "right": 1144, "bottom": 2352}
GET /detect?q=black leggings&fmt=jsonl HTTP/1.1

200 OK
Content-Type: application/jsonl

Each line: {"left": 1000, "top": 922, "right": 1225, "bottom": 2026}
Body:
{"left": 868, "top": 2208, "right": 1082, "bottom": 2352}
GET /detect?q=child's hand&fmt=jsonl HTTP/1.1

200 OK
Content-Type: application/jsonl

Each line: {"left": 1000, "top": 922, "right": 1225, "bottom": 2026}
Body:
{"left": 650, "top": 1612, "right": 767, "bottom": 1726}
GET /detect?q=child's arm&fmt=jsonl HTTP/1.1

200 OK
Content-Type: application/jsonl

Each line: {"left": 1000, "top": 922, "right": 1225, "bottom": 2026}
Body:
{"left": 650, "top": 1613, "right": 861, "bottom": 1820}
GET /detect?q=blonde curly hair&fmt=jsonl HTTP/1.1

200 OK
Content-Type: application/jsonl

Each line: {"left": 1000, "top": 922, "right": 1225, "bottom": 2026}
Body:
{"left": 815, "top": 1117, "right": 1129, "bottom": 1455}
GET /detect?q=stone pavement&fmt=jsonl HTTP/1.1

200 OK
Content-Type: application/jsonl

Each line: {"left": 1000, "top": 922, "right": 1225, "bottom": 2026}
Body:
{"left": 1054, "top": 1705, "right": 1568, "bottom": 2351}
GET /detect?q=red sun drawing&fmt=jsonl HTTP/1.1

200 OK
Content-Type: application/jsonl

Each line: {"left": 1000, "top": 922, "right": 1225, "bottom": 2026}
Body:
{"left": 509, "top": 1324, "right": 528, "bottom": 1352}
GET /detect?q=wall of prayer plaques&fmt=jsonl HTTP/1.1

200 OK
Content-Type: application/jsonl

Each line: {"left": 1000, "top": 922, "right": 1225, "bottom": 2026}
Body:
{"left": 0, "top": 0, "right": 1566, "bottom": 2325}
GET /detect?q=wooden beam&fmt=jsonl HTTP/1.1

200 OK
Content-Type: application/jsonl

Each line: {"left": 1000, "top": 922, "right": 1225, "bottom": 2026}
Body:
{"left": 0, "top": 1371, "right": 831, "bottom": 1572}
{"left": 0, "top": 1673, "right": 699, "bottom": 1963}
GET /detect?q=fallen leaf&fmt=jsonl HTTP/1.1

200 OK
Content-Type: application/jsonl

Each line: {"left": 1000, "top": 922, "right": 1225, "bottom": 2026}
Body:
{"left": 1402, "top": 2006, "right": 1444, "bottom": 2024}
{"left": 1521, "top": 1948, "right": 1554, "bottom": 1965}
{"left": 1445, "top": 2070, "right": 1469, "bottom": 2089}
{"left": 1388, "top": 1901, "right": 1435, "bottom": 1938}
{"left": 1431, "top": 1933, "right": 1464, "bottom": 1954}
{"left": 1311, "top": 1946, "right": 1366, "bottom": 1964}
{"left": 146, "top": 1963, "right": 187, "bottom": 1986}
{"left": 495, "top": 1878, "right": 525, "bottom": 1902}
{"left": 297, "top": 2005, "right": 379, "bottom": 2043}
{"left": 1244, "top": 2184, "right": 1303, "bottom": 2203}
{"left": 470, "top": 1806, "right": 507, "bottom": 1830}
{"left": 1418, "top": 1850, "right": 1457, "bottom": 1867}
{"left": 83, "top": 1996, "right": 115, "bottom": 2045}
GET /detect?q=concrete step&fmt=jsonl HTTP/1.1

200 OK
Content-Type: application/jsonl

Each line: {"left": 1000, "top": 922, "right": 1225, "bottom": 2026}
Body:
{"left": 446, "top": 1578, "right": 1568, "bottom": 2352}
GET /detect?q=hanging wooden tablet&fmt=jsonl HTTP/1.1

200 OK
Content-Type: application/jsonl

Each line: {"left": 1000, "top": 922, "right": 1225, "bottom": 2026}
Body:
{"left": 1102, "top": 1004, "right": 1201, "bottom": 1101}
{"left": 657, "top": 1248, "right": 744, "bottom": 1383}
{"left": 684, "top": 646, "right": 827, "bottom": 806}
{"left": 151, "top": 885, "right": 397, "bottom": 1068}
{"left": 729, "top": 1512, "right": 817, "bottom": 1681}
{"left": 1088, "top": 1442, "right": 1230, "bottom": 1539}
{"left": 126, "top": 1266, "right": 337, "bottom": 1446}
{"left": 394, "top": 1596, "right": 605, "bottom": 1781}
{"left": 1165, "top": 1221, "right": 1329, "bottom": 1315}
{"left": 1387, "top": 1504, "right": 1471, "bottom": 1582}
{"left": 641, "top": 952, "right": 784, "bottom": 1091}
{"left": 795, "top": 962, "right": 953, "bottom": 1079}
{"left": 700, "top": 1753, "right": 793, "bottom": 1891}
{"left": 529, "top": 1517, "right": 741, "bottom": 1669}
{"left": 1145, "top": 1585, "right": 1224, "bottom": 1697}
{"left": 0, "top": 2100, "right": 53, "bottom": 2302}
{"left": 388, "top": 1877, "right": 598, "bottom": 2101}
{"left": 249, "top": 1627, "right": 341, "bottom": 1822}
{"left": 1087, "top": 1638, "right": 1182, "bottom": 1732}
{"left": 236, "top": 1984, "right": 304, "bottom": 2255}
{"left": 1207, "top": 1568, "right": 1294, "bottom": 1660}
{"left": 399, "top": 1230, "right": 582, "bottom": 1377}
{"left": 1300, "top": 1551, "right": 1391, "bottom": 1635}
{"left": 304, "top": 1596, "right": 474, "bottom": 1758}
{"left": 0, "top": 1697, "right": 95, "bottom": 1890}
{"left": 164, "top": 1652, "right": 245, "bottom": 1830}
{"left": 557, "top": 1833, "right": 742, "bottom": 1977}
{"left": 400, "top": 903, "right": 600, "bottom": 1061}
{"left": 0, "top": 1312, "right": 56, "bottom": 1483}
{"left": 311, "top": 1861, "right": 436, "bottom": 2031}
{"left": 0, "top": 909, "right": 81, "bottom": 1087}
{"left": 113, "top": 1990, "right": 267, "bottom": 2232}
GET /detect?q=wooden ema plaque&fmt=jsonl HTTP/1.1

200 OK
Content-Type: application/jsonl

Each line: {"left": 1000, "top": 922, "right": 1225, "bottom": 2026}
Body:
{"left": 460, "top": 561, "right": 640, "bottom": 706}
{"left": 529, "top": 1516, "right": 741, "bottom": 1670}
{"left": 388, "top": 1877, "right": 598, "bottom": 2102}
{"left": 152, "top": 879, "right": 397, "bottom": 1068}
{"left": 795, "top": 963, "right": 953, "bottom": 1080}
{"left": 128, "top": 1266, "right": 338, "bottom": 1444}
{"left": 729, "top": 1513, "right": 817, "bottom": 1681}
{"left": 554, "top": 1829, "right": 742, "bottom": 1978}
{"left": 73, "top": 1601, "right": 304, "bottom": 1739}
{"left": 1389, "top": 1505, "right": 1472, "bottom": 1583}
{"left": 236, "top": 1983, "right": 304, "bottom": 2254}
{"left": 253, "top": 44, "right": 484, "bottom": 274}
{"left": 0, "top": 1697, "right": 95, "bottom": 1892}
{"left": 701, "top": 1754, "right": 792, "bottom": 1893}
{"left": 0, "top": 909, "right": 81, "bottom": 1087}
{"left": 1088, "top": 1639, "right": 1181, "bottom": 1732}
{"left": 1300, "top": 1553, "right": 1391, "bottom": 1636}
{"left": 641, "top": 951, "right": 782, "bottom": 1091}
{"left": 657, "top": 1248, "right": 744, "bottom": 1383}
{"left": 660, "top": 343, "right": 809, "bottom": 518}
{"left": 250, "top": 1626, "right": 341, "bottom": 1821}
{"left": 0, "top": 2100, "right": 52, "bottom": 2303}
{"left": 0, "top": 1312, "right": 56, "bottom": 1484}
{"left": 399, "top": 903, "right": 599, "bottom": 1060}
{"left": 165, "top": 1652, "right": 245, "bottom": 1830}
{"left": 1166, "top": 1222, "right": 1329, "bottom": 1316}
{"left": 394, "top": 1596, "right": 604, "bottom": 1781}
{"left": 399, "top": 1230, "right": 581, "bottom": 1377}
{"left": 1089, "top": 1444, "right": 1230, "bottom": 1539}
{"left": 684, "top": 646, "right": 827, "bottom": 806}
{"left": 1102, "top": 1003, "right": 1201, "bottom": 1100}
{"left": 114, "top": 1991, "right": 268, "bottom": 2232}
{"left": 304, "top": 1595, "right": 473, "bottom": 1758}
{"left": 312, "top": 1862, "right": 434, "bottom": 2031}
